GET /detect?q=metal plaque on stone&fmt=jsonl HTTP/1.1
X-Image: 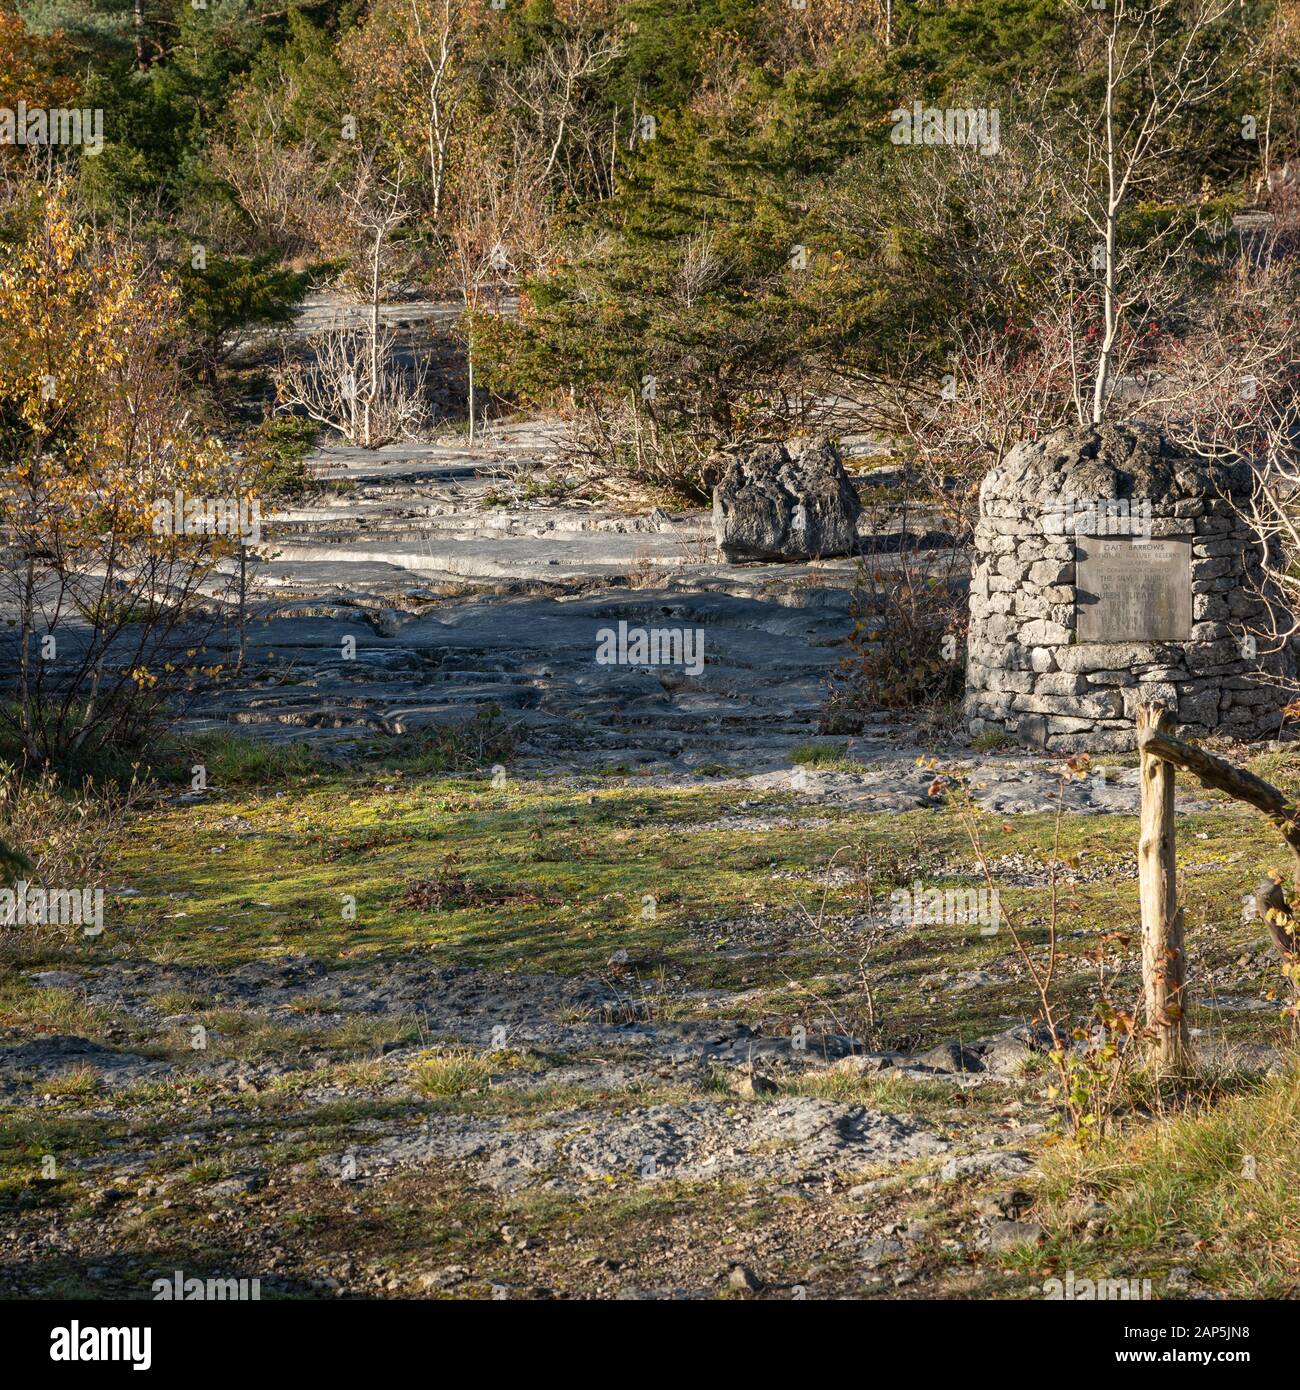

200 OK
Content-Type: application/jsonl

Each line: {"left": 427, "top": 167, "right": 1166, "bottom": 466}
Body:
{"left": 1075, "top": 536, "right": 1193, "bottom": 642}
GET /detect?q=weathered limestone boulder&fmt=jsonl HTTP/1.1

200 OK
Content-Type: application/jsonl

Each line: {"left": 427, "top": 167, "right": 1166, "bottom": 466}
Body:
{"left": 712, "top": 439, "right": 861, "bottom": 562}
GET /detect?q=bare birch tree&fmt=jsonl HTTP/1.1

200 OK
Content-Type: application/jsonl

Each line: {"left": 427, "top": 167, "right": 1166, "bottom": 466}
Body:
{"left": 406, "top": 0, "right": 462, "bottom": 219}
{"left": 276, "top": 154, "right": 428, "bottom": 447}
{"left": 501, "top": 26, "right": 623, "bottom": 201}
{"left": 1042, "top": 0, "right": 1238, "bottom": 423}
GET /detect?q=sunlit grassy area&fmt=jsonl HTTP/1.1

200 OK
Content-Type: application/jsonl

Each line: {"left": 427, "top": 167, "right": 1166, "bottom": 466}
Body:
{"left": 1025, "top": 1064, "right": 1300, "bottom": 1297}
{"left": 0, "top": 739, "right": 1288, "bottom": 1047}
{"left": 5, "top": 735, "right": 1300, "bottom": 1298}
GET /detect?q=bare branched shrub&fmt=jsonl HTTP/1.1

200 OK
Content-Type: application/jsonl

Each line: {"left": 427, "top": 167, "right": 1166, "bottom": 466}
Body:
{"left": 1030, "top": 0, "right": 1241, "bottom": 423}
{"left": 275, "top": 327, "right": 429, "bottom": 447}
{"left": 937, "top": 758, "right": 1148, "bottom": 1140}
{"left": 444, "top": 137, "right": 550, "bottom": 442}
{"left": 790, "top": 845, "right": 895, "bottom": 1052}
{"left": 824, "top": 537, "right": 969, "bottom": 730}
{"left": 275, "top": 154, "right": 430, "bottom": 447}
{"left": 822, "top": 459, "right": 972, "bottom": 729}
{"left": 825, "top": 1, "right": 1243, "bottom": 510}
{"left": 207, "top": 87, "right": 343, "bottom": 260}
{"left": 833, "top": 110, "right": 1220, "bottom": 501}
{"left": 500, "top": 24, "right": 624, "bottom": 202}
{"left": 1144, "top": 240, "right": 1300, "bottom": 670}
{"left": 563, "top": 392, "right": 715, "bottom": 502}
{"left": 0, "top": 768, "right": 145, "bottom": 900}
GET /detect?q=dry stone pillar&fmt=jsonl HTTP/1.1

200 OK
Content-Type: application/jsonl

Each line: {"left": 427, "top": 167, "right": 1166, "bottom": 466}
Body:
{"left": 965, "top": 424, "right": 1293, "bottom": 752}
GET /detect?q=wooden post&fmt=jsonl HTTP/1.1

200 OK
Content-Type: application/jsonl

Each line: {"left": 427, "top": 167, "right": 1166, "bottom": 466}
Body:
{"left": 1136, "top": 704, "right": 1189, "bottom": 1069}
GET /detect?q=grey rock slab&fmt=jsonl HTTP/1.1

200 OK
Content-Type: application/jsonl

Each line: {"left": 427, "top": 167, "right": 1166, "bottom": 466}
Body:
{"left": 27, "top": 971, "right": 86, "bottom": 990}
{"left": 44, "top": 958, "right": 864, "bottom": 1077}
{"left": 911, "top": 1041, "right": 985, "bottom": 1074}
{"left": 860, "top": 1238, "right": 908, "bottom": 1268}
{"left": 0, "top": 1035, "right": 174, "bottom": 1090}
{"left": 144, "top": 417, "right": 969, "bottom": 776}
{"left": 176, "top": 565, "right": 861, "bottom": 767}
{"left": 337, "top": 1096, "right": 949, "bottom": 1192}
{"left": 985, "top": 1219, "right": 1045, "bottom": 1252}
{"left": 744, "top": 756, "right": 1217, "bottom": 816}
{"left": 939, "top": 1151, "right": 1035, "bottom": 1181}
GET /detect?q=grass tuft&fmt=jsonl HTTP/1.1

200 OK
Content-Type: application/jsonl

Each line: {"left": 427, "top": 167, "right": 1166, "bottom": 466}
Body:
{"left": 1032, "top": 1062, "right": 1300, "bottom": 1296}
{"left": 789, "top": 741, "right": 855, "bottom": 769}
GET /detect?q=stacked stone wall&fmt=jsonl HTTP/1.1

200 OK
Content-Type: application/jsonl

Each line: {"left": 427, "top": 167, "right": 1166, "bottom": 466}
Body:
{"left": 965, "top": 426, "right": 1292, "bottom": 751}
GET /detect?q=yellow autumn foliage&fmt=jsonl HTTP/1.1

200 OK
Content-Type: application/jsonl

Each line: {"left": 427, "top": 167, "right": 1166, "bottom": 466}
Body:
{"left": 0, "top": 181, "right": 231, "bottom": 555}
{"left": 0, "top": 180, "right": 241, "bottom": 763}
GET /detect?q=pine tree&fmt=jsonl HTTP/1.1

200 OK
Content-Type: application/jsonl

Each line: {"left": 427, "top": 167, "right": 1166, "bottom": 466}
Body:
{"left": 18, "top": 0, "right": 144, "bottom": 66}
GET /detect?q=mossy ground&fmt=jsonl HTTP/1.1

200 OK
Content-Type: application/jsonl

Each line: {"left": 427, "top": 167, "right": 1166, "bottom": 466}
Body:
{"left": 90, "top": 756, "right": 1300, "bottom": 1040}
{"left": 2, "top": 739, "right": 1298, "bottom": 1298}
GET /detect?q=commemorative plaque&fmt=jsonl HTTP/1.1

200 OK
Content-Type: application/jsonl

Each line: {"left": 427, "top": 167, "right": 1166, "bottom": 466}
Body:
{"left": 1075, "top": 536, "right": 1193, "bottom": 642}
